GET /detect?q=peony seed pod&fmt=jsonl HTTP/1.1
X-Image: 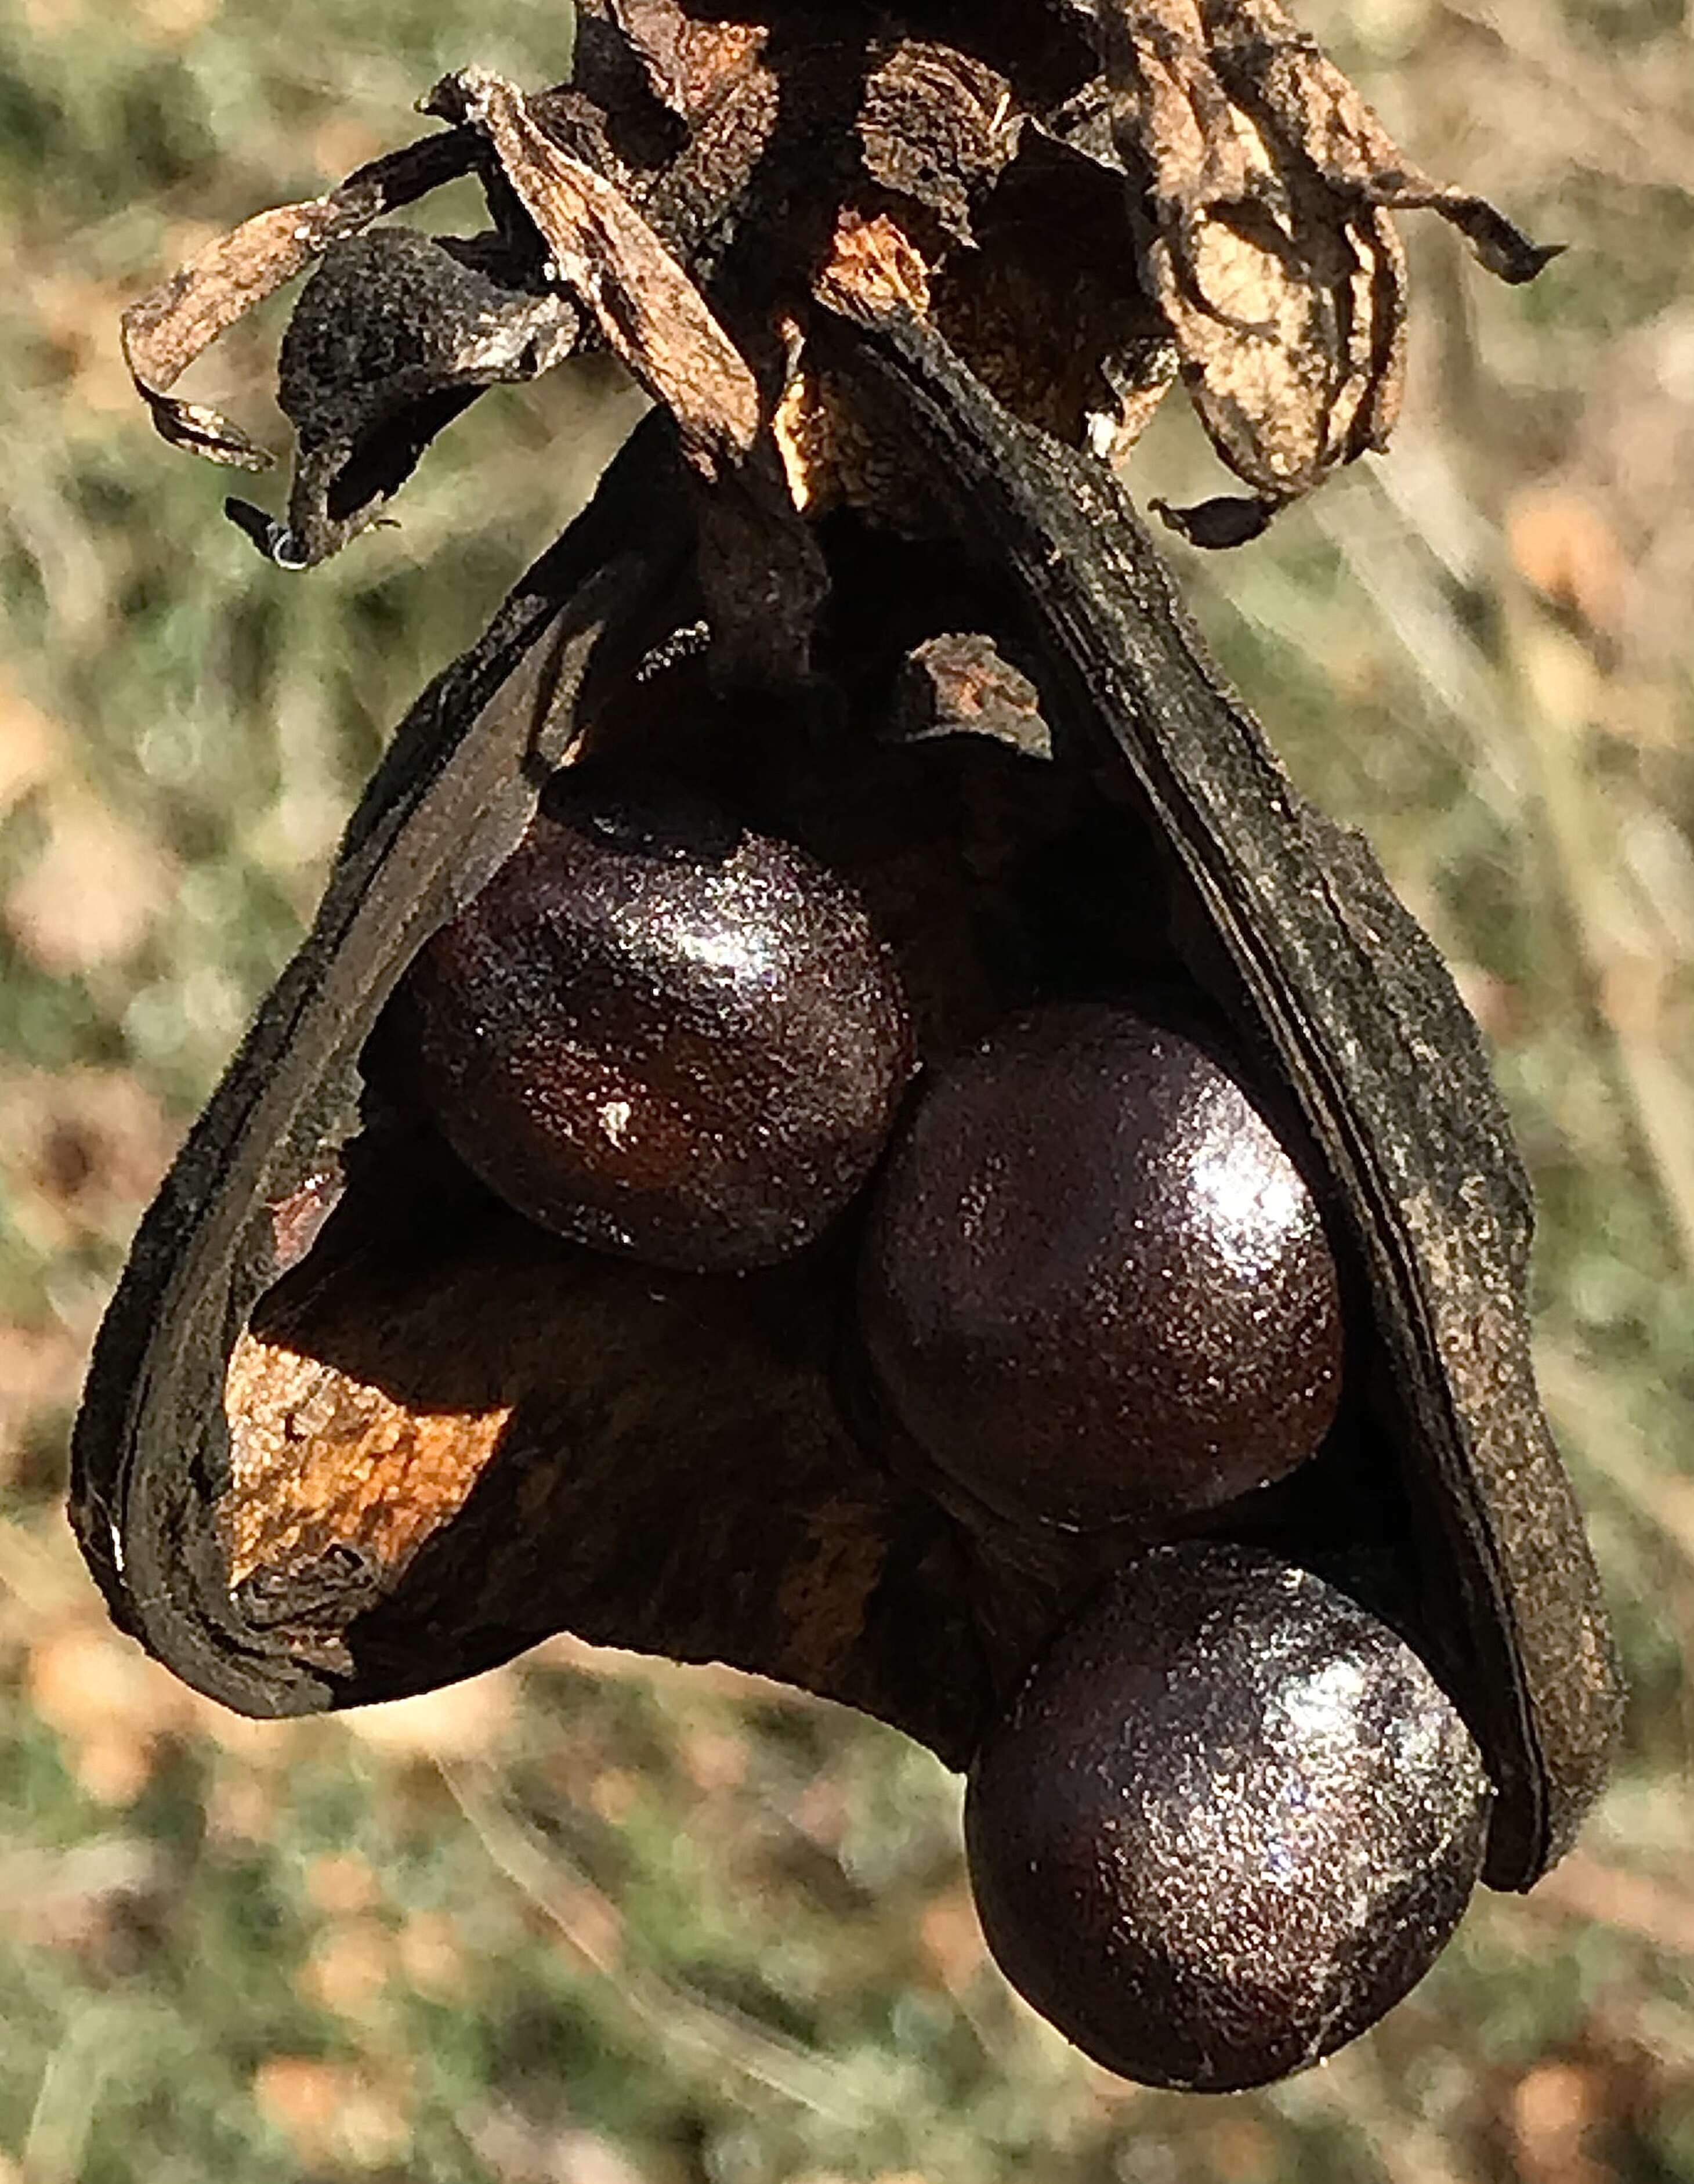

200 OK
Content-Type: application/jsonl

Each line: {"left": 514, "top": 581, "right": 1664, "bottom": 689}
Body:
{"left": 74, "top": 306, "right": 1618, "bottom": 2086}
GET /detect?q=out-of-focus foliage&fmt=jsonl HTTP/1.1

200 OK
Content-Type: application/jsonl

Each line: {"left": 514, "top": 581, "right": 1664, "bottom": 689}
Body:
{"left": 3, "top": 0, "right": 1693, "bottom": 2178}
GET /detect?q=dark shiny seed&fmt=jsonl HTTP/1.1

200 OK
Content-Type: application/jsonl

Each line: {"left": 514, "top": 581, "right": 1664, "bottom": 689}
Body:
{"left": 965, "top": 1541, "right": 1493, "bottom": 2092}
{"left": 859, "top": 1002, "right": 1342, "bottom": 1528}
{"left": 387, "top": 779, "right": 914, "bottom": 1271}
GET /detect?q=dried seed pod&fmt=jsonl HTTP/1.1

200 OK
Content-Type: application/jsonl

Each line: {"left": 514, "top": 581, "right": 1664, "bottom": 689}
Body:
{"left": 73, "top": 298, "right": 1617, "bottom": 2067}
{"left": 837, "top": 309, "right": 1621, "bottom": 1889}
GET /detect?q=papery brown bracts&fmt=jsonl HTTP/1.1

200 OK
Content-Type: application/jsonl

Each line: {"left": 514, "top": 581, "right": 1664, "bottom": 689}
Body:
{"left": 119, "top": 0, "right": 1552, "bottom": 565}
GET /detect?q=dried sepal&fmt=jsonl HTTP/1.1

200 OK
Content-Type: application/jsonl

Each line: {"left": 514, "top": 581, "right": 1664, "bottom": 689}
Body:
{"left": 1214, "top": 0, "right": 1558, "bottom": 284}
{"left": 595, "top": 0, "right": 773, "bottom": 133}
{"left": 120, "top": 127, "right": 482, "bottom": 472}
{"left": 859, "top": 41, "right": 1023, "bottom": 245}
{"left": 1150, "top": 491, "right": 1277, "bottom": 547}
{"left": 889, "top": 634, "right": 1052, "bottom": 757}
{"left": 930, "top": 132, "right": 1179, "bottom": 458}
{"left": 116, "top": 0, "right": 1558, "bottom": 564}
{"left": 254, "top": 230, "right": 584, "bottom": 567}
{"left": 605, "top": 0, "right": 696, "bottom": 117}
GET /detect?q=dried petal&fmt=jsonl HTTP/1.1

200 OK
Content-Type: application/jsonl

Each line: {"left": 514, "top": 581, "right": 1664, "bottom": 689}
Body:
{"left": 1078, "top": 0, "right": 1547, "bottom": 504}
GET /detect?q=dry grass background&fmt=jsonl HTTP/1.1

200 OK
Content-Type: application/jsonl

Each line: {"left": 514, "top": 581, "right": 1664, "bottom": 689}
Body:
{"left": 3, "top": 0, "right": 1693, "bottom": 2178}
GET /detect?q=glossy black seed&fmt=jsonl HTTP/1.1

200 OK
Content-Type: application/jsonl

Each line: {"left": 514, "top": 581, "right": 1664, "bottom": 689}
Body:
{"left": 965, "top": 1542, "right": 1493, "bottom": 2092}
{"left": 858, "top": 1003, "right": 1343, "bottom": 1529}
{"left": 386, "top": 778, "right": 914, "bottom": 1271}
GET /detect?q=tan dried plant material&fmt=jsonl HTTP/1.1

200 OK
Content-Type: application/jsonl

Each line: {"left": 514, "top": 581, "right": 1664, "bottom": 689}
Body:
{"left": 815, "top": 207, "right": 932, "bottom": 331}
{"left": 427, "top": 68, "right": 760, "bottom": 479}
{"left": 778, "top": 221, "right": 949, "bottom": 533}
{"left": 607, "top": 0, "right": 771, "bottom": 122}
{"left": 933, "top": 236, "right": 1178, "bottom": 460}
{"left": 1150, "top": 112, "right": 1406, "bottom": 501}
{"left": 1091, "top": 0, "right": 1556, "bottom": 521}
{"left": 113, "top": 0, "right": 1556, "bottom": 551}
{"left": 771, "top": 364, "right": 839, "bottom": 514}
{"left": 220, "top": 1324, "right": 511, "bottom": 1592}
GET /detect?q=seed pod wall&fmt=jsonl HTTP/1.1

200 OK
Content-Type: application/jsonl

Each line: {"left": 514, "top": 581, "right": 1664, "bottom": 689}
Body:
{"left": 77, "top": 0, "right": 1623, "bottom": 2095}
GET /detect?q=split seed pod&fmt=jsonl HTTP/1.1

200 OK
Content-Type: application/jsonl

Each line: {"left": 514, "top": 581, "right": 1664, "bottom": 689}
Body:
{"left": 73, "top": 301, "right": 1617, "bottom": 1987}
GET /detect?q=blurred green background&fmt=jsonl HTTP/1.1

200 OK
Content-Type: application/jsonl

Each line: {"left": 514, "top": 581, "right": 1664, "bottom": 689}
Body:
{"left": 4, "top": 0, "right": 1694, "bottom": 2177}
